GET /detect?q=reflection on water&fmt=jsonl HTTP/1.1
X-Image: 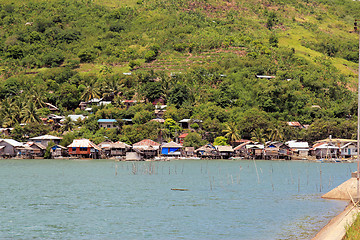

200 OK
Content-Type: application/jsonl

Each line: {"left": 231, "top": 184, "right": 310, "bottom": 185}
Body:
{"left": 0, "top": 159, "right": 353, "bottom": 239}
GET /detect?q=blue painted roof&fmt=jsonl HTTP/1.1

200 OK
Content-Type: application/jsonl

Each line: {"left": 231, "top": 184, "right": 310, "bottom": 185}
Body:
{"left": 97, "top": 119, "right": 117, "bottom": 123}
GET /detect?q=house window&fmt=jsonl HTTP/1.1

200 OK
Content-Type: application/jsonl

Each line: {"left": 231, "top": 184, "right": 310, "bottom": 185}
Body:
{"left": 72, "top": 147, "right": 76, "bottom": 151}
{"left": 80, "top": 147, "right": 87, "bottom": 151}
{"left": 107, "top": 125, "right": 111, "bottom": 128}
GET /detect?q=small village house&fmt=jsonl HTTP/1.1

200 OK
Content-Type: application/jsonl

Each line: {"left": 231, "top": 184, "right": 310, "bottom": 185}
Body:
{"left": 179, "top": 119, "right": 202, "bottom": 129}
{"left": 50, "top": 145, "right": 68, "bottom": 158}
{"left": 161, "top": 141, "right": 183, "bottom": 157}
{"left": 246, "top": 144, "right": 264, "bottom": 159}
{"left": 264, "top": 143, "right": 279, "bottom": 160}
{"left": 67, "top": 139, "right": 101, "bottom": 159}
{"left": 109, "top": 141, "right": 131, "bottom": 158}
{"left": 311, "top": 142, "right": 339, "bottom": 159}
{"left": 177, "top": 133, "right": 188, "bottom": 145}
{"left": 215, "top": 145, "right": 234, "bottom": 159}
{"left": 233, "top": 140, "right": 253, "bottom": 157}
{"left": 26, "top": 142, "right": 46, "bottom": 157}
{"left": 195, "top": 144, "right": 217, "bottom": 158}
{"left": 132, "top": 139, "right": 161, "bottom": 159}
{"left": 0, "top": 139, "right": 29, "bottom": 158}
{"left": 29, "top": 135, "right": 62, "bottom": 147}
{"left": 287, "top": 141, "right": 309, "bottom": 157}
{"left": 98, "top": 119, "right": 118, "bottom": 129}
{"left": 183, "top": 147, "right": 195, "bottom": 157}
{"left": 340, "top": 142, "right": 357, "bottom": 158}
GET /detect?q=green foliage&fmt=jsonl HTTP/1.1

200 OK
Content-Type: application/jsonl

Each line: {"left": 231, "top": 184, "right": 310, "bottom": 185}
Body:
{"left": 183, "top": 132, "right": 206, "bottom": 149}
{"left": 213, "top": 136, "right": 228, "bottom": 146}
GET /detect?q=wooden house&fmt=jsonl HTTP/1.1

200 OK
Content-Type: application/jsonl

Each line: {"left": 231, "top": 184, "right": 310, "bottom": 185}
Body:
{"left": 287, "top": 141, "right": 309, "bottom": 157}
{"left": 109, "top": 141, "right": 131, "bottom": 157}
{"left": 195, "top": 144, "right": 217, "bottom": 158}
{"left": 132, "top": 139, "right": 161, "bottom": 159}
{"left": 29, "top": 135, "right": 62, "bottom": 147}
{"left": 340, "top": 142, "right": 357, "bottom": 158}
{"left": 245, "top": 144, "right": 264, "bottom": 159}
{"left": 0, "top": 139, "right": 28, "bottom": 158}
{"left": 264, "top": 143, "right": 279, "bottom": 160}
{"left": 215, "top": 145, "right": 234, "bottom": 159}
{"left": 50, "top": 145, "right": 68, "bottom": 158}
{"left": 161, "top": 141, "right": 183, "bottom": 157}
{"left": 311, "top": 142, "right": 339, "bottom": 159}
{"left": 183, "top": 147, "right": 195, "bottom": 157}
{"left": 67, "top": 139, "right": 101, "bottom": 159}
{"left": 26, "top": 142, "right": 46, "bottom": 157}
{"left": 233, "top": 141, "right": 253, "bottom": 157}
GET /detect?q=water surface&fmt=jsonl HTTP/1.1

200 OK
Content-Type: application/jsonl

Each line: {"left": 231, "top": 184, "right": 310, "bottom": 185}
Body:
{"left": 0, "top": 159, "right": 353, "bottom": 239}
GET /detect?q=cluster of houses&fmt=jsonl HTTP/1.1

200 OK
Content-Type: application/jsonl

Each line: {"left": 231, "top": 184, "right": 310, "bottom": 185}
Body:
{"left": 0, "top": 134, "right": 357, "bottom": 161}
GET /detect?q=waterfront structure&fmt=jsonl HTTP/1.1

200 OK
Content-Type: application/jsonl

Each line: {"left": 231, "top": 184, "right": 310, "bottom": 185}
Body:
{"left": 311, "top": 142, "right": 339, "bottom": 159}
{"left": 50, "top": 145, "right": 68, "bottom": 158}
{"left": 161, "top": 141, "right": 183, "bottom": 156}
{"left": 29, "top": 134, "right": 62, "bottom": 147}
{"left": 67, "top": 139, "right": 101, "bottom": 158}
{"left": 0, "top": 139, "right": 29, "bottom": 157}
{"left": 195, "top": 144, "right": 217, "bottom": 158}
{"left": 287, "top": 141, "right": 309, "bottom": 157}
{"left": 264, "top": 143, "right": 280, "bottom": 159}
{"left": 215, "top": 145, "right": 234, "bottom": 159}
{"left": 26, "top": 142, "right": 46, "bottom": 157}
{"left": 340, "top": 142, "right": 357, "bottom": 158}
{"left": 133, "top": 139, "right": 161, "bottom": 159}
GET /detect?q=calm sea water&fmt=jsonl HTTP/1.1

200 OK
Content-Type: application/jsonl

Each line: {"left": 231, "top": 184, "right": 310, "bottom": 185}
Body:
{"left": 0, "top": 159, "right": 354, "bottom": 239}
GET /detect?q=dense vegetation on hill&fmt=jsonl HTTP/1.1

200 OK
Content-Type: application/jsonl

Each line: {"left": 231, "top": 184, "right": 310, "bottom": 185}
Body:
{"left": 0, "top": 0, "right": 360, "bottom": 145}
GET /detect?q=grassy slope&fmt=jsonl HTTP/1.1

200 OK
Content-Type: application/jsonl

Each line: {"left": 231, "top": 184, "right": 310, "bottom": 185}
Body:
{"left": 0, "top": 0, "right": 359, "bottom": 87}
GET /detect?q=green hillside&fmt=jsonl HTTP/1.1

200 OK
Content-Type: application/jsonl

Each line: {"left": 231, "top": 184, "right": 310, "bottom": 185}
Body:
{"left": 0, "top": 0, "right": 360, "bottom": 144}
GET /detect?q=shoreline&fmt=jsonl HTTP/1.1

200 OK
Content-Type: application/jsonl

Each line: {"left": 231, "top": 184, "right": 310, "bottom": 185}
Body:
{"left": 312, "top": 203, "right": 359, "bottom": 240}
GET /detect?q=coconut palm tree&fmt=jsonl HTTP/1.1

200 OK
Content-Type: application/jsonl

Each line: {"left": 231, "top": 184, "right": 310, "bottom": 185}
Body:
{"left": 267, "top": 127, "right": 284, "bottom": 142}
{"left": 81, "top": 84, "right": 101, "bottom": 102}
{"left": 251, "top": 128, "right": 266, "bottom": 145}
{"left": 60, "top": 116, "right": 74, "bottom": 133}
{"left": 21, "top": 101, "right": 40, "bottom": 123}
{"left": 223, "top": 122, "right": 241, "bottom": 146}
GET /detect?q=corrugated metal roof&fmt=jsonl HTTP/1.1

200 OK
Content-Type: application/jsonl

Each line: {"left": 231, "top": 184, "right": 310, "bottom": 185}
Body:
{"left": 97, "top": 119, "right": 117, "bottom": 123}
{"left": 216, "top": 145, "right": 234, "bottom": 152}
{"left": 29, "top": 135, "right": 62, "bottom": 140}
{"left": 288, "top": 142, "right": 309, "bottom": 148}
{"left": 67, "top": 139, "right": 101, "bottom": 150}
{"left": 162, "top": 141, "right": 183, "bottom": 148}
{"left": 133, "top": 139, "right": 160, "bottom": 146}
{"left": 0, "top": 139, "right": 24, "bottom": 147}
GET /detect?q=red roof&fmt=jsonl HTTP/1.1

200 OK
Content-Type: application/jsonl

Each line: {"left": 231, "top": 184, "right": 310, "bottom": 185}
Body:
{"left": 133, "top": 139, "right": 160, "bottom": 146}
{"left": 178, "top": 133, "right": 189, "bottom": 138}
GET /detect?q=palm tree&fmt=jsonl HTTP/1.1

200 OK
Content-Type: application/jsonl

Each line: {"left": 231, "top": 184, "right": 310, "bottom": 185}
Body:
{"left": 0, "top": 99, "right": 20, "bottom": 127}
{"left": 60, "top": 116, "right": 74, "bottom": 132}
{"left": 81, "top": 84, "right": 101, "bottom": 102}
{"left": 251, "top": 128, "right": 266, "bottom": 145}
{"left": 21, "top": 101, "right": 40, "bottom": 123}
{"left": 30, "top": 86, "right": 46, "bottom": 108}
{"left": 267, "top": 127, "right": 284, "bottom": 142}
{"left": 223, "top": 122, "right": 241, "bottom": 146}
